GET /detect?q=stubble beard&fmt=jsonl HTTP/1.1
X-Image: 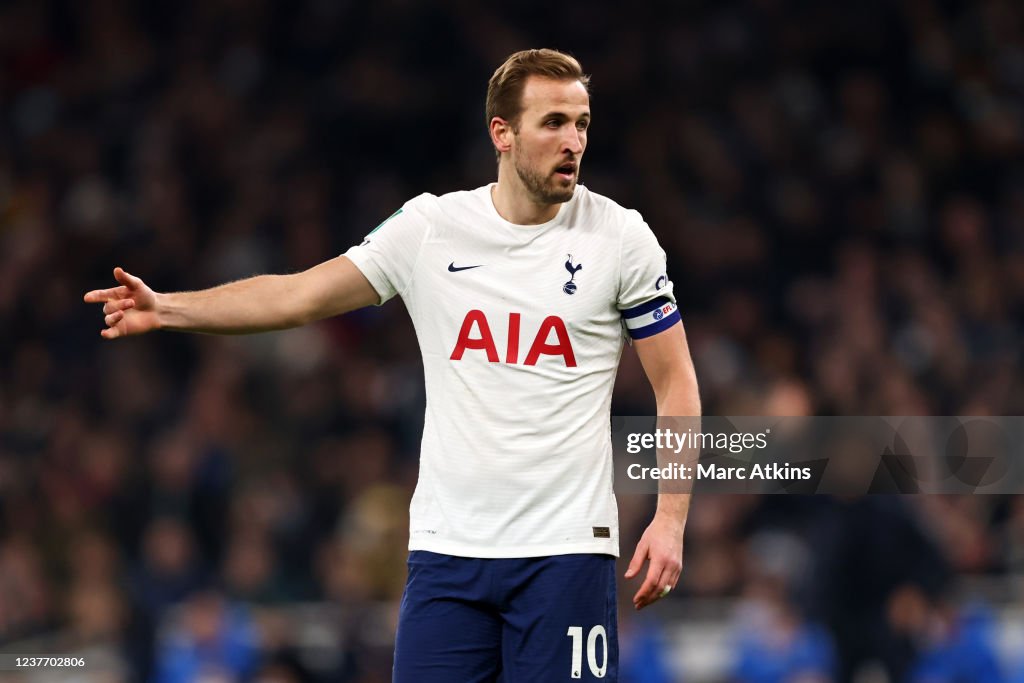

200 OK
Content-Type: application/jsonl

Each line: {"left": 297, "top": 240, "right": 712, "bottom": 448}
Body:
{"left": 513, "top": 150, "right": 576, "bottom": 205}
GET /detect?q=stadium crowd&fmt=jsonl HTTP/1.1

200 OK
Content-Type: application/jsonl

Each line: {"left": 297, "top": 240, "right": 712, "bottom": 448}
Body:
{"left": 1, "top": 0, "right": 1023, "bottom": 681}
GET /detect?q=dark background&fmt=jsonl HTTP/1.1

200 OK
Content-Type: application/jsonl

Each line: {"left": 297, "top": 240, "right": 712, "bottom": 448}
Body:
{"left": 1, "top": 0, "right": 1023, "bottom": 681}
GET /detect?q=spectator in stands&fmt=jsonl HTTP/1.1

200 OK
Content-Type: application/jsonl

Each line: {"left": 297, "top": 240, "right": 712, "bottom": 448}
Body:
{"left": 154, "top": 590, "right": 261, "bottom": 683}
{"left": 893, "top": 588, "right": 1005, "bottom": 683}
{"left": 732, "top": 533, "right": 836, "bottom": 683}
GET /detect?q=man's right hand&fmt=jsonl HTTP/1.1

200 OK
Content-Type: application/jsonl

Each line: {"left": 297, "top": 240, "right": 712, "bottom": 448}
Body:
{"left": 84, "top": 267, "right": 162, "bottom": 339}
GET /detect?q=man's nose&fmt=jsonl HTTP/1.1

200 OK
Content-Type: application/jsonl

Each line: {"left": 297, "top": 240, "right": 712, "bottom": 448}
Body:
{"left": 563, "top": 128, "right": 584, "bottom": 155}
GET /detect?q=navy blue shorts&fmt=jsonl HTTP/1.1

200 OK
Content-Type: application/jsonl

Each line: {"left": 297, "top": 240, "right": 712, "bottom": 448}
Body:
{"left": 393, "top": 551, "right": 618, "bottom": 682}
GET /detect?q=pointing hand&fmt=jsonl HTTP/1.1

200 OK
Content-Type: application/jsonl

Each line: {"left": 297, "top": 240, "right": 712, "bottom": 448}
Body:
{"left": 83, "top": 267, "right": 161, "bottom": 339}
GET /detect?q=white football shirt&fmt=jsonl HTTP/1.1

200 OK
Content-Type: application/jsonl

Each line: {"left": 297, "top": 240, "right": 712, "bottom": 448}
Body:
{"left": 344, "top": 184, "right": 679, "bottom": 558}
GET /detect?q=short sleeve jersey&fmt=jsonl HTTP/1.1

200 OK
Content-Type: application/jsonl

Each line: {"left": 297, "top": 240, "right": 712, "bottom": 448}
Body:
{"left": 344, "top": 184, "right": 680, "bottom": 558}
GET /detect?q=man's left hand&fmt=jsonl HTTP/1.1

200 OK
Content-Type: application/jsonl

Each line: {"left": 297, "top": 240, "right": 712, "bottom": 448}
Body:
{"left": 624, "top": 512, "right": 684, "bottom": 610}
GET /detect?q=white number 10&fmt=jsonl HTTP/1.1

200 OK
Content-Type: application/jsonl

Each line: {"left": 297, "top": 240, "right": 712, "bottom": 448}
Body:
{"left": 566, "top": 625, "right": 608, "bottom": 678}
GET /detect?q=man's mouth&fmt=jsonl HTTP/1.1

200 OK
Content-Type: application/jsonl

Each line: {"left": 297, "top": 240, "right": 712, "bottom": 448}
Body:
{"left": 555, "top": 163, "right": 576, "bottom": 180}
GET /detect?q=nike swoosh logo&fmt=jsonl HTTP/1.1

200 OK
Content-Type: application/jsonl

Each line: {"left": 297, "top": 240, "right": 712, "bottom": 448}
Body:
{"left": 448, "top": 262, "right": 484, "bottom": 272}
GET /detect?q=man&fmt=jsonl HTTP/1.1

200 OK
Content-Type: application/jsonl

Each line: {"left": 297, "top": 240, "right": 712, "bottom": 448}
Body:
{"left": 86, "top": 49, "right": 700, "bottom": 682}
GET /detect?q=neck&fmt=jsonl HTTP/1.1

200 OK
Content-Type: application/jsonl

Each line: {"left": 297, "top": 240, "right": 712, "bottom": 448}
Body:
{"left": 491, "top": 162, "right": 562, "bottom": 225}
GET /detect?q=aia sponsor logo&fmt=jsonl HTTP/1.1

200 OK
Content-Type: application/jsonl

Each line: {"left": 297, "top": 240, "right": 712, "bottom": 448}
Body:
{"left": 450, "top": 310, "right": 577, "bottom": 367}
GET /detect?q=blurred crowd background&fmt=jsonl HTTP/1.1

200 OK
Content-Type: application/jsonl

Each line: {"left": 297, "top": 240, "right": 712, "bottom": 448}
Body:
{"left": 2, "top": 0, "right": 1023, "bottom": 681}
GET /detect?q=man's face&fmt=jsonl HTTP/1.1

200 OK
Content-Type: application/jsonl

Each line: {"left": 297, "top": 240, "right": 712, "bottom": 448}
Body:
{"left": 509, "top": 76, "right": 590, "bottom": 205}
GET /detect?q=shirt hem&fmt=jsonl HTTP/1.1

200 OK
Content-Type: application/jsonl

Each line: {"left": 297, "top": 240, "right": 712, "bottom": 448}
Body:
{"left": 408, "top": 537, "right": 619, "bottom": 559}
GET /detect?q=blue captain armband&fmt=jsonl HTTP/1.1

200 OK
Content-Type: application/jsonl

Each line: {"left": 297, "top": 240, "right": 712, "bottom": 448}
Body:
{"left": 622, "top": 297, "right": 681, "bottom": 339}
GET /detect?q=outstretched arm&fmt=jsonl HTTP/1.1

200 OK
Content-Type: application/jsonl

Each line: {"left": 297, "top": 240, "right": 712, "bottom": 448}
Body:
{"left": 624, "top": 321, "right": 701, "bottom": 609}
{"left": 83, "top": 256, "right": 380, "bottom": 339}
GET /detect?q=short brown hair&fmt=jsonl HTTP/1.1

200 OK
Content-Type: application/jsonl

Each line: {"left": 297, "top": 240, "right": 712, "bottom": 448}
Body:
{"left": 486, "top": 49, "right": 590, "bottom": 131}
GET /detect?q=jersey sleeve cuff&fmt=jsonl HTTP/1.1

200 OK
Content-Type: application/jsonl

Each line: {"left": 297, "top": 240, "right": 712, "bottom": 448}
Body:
{"left": 343, "top": 245, "right": 395, "bottom": 305}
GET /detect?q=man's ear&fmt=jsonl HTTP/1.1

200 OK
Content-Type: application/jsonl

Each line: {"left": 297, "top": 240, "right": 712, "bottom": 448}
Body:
{"left": 490, "top": 117, "right": 514, "bottom": 155}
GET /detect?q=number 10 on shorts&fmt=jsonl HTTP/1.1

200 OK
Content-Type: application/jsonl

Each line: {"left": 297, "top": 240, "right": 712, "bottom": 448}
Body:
{"left": 566, "top": 625, "right": 608, "bottom": 678}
